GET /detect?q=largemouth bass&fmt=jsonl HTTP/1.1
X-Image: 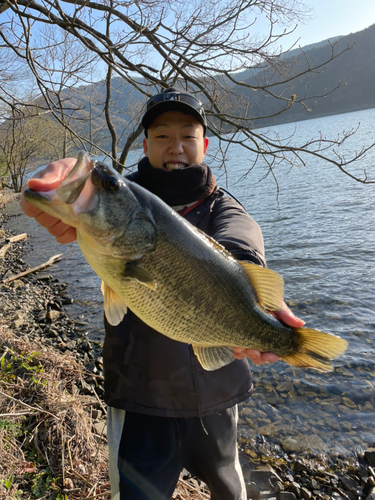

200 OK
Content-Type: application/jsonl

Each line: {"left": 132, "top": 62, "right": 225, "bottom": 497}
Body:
{"left": 24, "top": 153, "right": 348, "bottom": 371}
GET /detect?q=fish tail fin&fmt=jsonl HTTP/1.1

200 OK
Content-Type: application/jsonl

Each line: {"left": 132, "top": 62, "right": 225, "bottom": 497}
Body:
{"left": 281, "top": 328, "right": 348, "bottom": 372}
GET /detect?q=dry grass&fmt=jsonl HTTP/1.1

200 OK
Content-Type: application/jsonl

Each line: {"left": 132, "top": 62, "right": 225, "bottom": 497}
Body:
{"left": 0, "top": 324, "right": 209, "bottom": 500}
{"left": 0, "top": 324, "right": 110, "bottom": 499}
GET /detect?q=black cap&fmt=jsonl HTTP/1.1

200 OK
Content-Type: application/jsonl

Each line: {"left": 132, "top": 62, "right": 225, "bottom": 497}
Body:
{"left": 141, "top": 88, "right": 207, "bottom": 136}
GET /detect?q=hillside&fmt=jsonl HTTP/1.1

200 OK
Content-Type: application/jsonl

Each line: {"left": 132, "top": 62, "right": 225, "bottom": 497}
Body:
{"left": 238, "top": 24, "right": 375, "bottom": 126}
{"left": 29, "top": 22, "right": 375, "bottom": 153}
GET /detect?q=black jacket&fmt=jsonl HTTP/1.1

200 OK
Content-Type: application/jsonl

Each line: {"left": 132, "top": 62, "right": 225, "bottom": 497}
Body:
{"left": 103, "top": 187, "right": 266, "bottom": 417}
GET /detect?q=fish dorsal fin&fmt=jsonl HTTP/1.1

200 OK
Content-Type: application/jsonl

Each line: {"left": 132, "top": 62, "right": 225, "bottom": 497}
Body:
{"left": 239, "top": 262, "right": 284, "bottom": 312}
{"left": 101, "top": 281, "right": 128, "bottom": 326}
{"left": 123, "top": 262, "right": 156, "bottom": 290}
{"left": 196, "top": 229, "right": 235, "bottom": 258}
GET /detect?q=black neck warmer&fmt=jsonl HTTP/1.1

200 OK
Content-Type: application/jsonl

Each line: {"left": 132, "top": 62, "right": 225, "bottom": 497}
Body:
{"left": 130, "top": 157, "right": 216, "bottom": 206}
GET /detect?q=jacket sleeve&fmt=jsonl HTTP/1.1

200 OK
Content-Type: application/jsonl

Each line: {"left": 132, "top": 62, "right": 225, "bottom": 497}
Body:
{"left": 209, "top": 193, "right": 266, "bottom": 267}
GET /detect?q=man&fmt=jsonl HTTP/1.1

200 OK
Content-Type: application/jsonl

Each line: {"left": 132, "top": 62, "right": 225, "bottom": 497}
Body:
{"left": 21, "top": 88, "right": 303, "bottom": 500}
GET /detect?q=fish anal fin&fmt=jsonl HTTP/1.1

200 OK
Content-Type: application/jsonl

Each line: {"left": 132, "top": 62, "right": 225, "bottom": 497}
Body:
{"left": 101, "top": 281, "right": 128, "bottom": 326}
{"left": 239, "top": 262, "right": 284, "bottom": 311}
{"left": 192, "top": 345, "right": 235, "bottom": 371}
{"left": 123, "top": 262, "right": 156, "bottom": 290}
{"left": 282, "top": 327, "right": 348, "bottom": 372}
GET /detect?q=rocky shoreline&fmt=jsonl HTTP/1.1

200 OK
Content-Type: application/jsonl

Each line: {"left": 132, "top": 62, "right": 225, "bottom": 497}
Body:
{"left": 1, "top": 205, "right": 375, "bottom": 500}
{"left": 0, "top": 212, "right": 105, "bottom": 399}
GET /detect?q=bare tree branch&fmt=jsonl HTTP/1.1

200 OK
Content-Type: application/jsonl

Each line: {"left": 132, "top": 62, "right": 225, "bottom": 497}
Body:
{"left": 0, "top": 0, "right": 373, "bottom": 184}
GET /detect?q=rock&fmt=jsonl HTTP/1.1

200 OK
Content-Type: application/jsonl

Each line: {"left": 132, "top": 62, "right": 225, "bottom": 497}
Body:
{"left": 66, "top": 340, "right": 77, "bottom": 350}
{"left": 85, "top": 375, "right": 97, "bottom": 385}
{"left": 36, "top": 274, "right": 53, "bottom": 281}
{"left": 257, "top": 422, "right": 281, "bottom": 437}
{"left": 2, "top": 269, "right": 15, "bottom": 280}
{"left": 62, "top": 297, "right": 74, "bottom": 304}
{"left": 11, "top": 280, "right": 24, "bottom": 289}
{"left": 273, "top": 481, "right": 285, "bottom": 493}
{"left": 95, "top": 386, "right": 104, "bottom": 397}
{"left": 288, "top": 481, "right": 301, "bottom": 496}
{"left": 341, "top": 421, "right": 352, "bottom": 431}
{"left": 281, "top": 437, "right": 300, "bottom": 452}
{"left": 249, "top": 466, "right": 282, "bottom": 491}
{"left": 10, "top": 314, "right": 25, "bottom": 329}
{"left": 301, "top": 487, "right": 312, "bottom": 499}
{"left": 294, "top": 460, "right": 309, "bottom": 473}
{"left": 79, "top": 339, "right": 92, "bottom": 352}
{"left": 340, "top": 474, "right": 359, "bottom": 492}
{"left": 46, "top": 310, "right": 60, "bottom": 322}
{"left": 91, "top": 409, "right": 103, "bottom": 420}
{"left": 310, "top": 478, "right": 320, "bottom": 490}
{"left": 46, "top": 328, "right": 59, "bottom": 338}
{"left": 366, "top": 449, "right": 375, "bottom": 467}
{"left": 63, "top": 478, "right": 75, "bottom": 489}
{"left": 79, "top": 379, "right": 95, "bottom": 395}
{"left": 93, "top": 420, "right": 107, "bottom": 437}
{"left": 281, "top": 434, "right": 327, "bottom": 453}
{"left": 341, "top": 397, "right": 357, "bottom": 409}
{"left": 86, "top": 361, "right": 98, "bottom": 374}
{"left": 279, "top": 493, "right": 297, "bottom": 500}
{"left": 324, "top": 417, "right": 341, "bottom": 431}
{"left": 245, "top": 481, "right": 260, "bottom": 500}
{"left": 366, "top": 487, "right": 375, "bottom": 500}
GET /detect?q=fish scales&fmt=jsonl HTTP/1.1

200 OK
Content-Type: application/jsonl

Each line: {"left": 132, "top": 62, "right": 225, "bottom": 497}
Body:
{"left": 79, "top": 182, "right": 300, "bottom": 352}
{"left": 24, "top": 153, "right": 348, "bottom": 371}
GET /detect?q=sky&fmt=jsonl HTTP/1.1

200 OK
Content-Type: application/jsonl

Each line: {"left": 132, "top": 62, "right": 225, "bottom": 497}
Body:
{"left": 280, "top": 0, "right": 375, "bottom": 48}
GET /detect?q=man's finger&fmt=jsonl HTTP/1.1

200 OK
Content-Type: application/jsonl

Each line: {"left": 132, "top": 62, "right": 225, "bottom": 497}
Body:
{"left": 233, "top": 348, "right": 280, "bottom": 365}
{"left": 274, "top": 302, "right": 305, "bottom": 328}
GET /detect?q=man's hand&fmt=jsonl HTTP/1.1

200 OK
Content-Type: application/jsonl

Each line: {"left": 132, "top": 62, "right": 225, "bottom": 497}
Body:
{"left": 21, "top": 158, "right": 78, "bottom": 244}
{"left": 232, "top": 302, "right": 304, "bottom": 365}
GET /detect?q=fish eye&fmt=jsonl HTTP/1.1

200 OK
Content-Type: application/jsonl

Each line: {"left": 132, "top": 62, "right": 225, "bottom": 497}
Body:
{"left": 103, "top": 176, "right": 120, "bottom": 192}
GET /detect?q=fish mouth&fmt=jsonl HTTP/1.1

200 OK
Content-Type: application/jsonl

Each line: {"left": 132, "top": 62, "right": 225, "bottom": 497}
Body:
{"left": 24, "top": 152, "right": 98, "bottom": 220}
{"left": 23, "top": 189, "right": 54, "bottom": 204}
{"left": 56, "top": 152, "right": 94, "bottom": 204}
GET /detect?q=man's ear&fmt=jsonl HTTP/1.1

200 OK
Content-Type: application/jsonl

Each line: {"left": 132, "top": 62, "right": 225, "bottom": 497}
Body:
{"left": 143, "top": 138, "right": 148, "bottom": 156}
{"left": 203, "top": 137, "right": 209, "bottom": 155}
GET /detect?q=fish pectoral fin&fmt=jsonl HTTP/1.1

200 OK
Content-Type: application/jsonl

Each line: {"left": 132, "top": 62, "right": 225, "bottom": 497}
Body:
{"left": 281, "top": 327, "right": 348, "bottom": 372}
{"left": 192, "top": 345, "right": 235, "bottom": 371}
{"left": 101, "top": 281, "right": 128, "bottom": 326}
{"left": 123, "top": 262, "right": 156, "bottom": 290}
{"left": 239, "top": 261, "right": 284, "bottom": 312}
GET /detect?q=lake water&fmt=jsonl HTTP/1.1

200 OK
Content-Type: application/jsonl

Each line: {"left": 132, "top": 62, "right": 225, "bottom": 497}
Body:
{"left": 5, "top": 108, "right": 375, "bottom": 456}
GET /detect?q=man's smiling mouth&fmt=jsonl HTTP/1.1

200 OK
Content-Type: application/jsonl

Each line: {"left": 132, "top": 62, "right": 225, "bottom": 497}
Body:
{"left": 164, "top": 163, "right": 187, "bottom": 171}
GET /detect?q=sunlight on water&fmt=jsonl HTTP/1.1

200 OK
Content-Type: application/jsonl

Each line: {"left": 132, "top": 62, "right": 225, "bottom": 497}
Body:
{"left": 206, "top": 108, "right": 375, "bottom": 453}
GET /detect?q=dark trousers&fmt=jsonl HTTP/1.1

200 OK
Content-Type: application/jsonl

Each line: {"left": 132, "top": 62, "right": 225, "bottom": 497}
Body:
{"left": 107, "top": 406, "right": 246, "bottom": 500}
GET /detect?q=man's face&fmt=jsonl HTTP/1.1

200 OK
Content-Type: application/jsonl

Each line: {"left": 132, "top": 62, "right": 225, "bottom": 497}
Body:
{"left": 143, "top": 110, "right": 209, "bottom": 171}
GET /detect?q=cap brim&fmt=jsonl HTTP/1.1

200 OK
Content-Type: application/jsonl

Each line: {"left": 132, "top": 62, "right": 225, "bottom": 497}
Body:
{"left": 142, "top": 101, "right": 206, "bottom": 132}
